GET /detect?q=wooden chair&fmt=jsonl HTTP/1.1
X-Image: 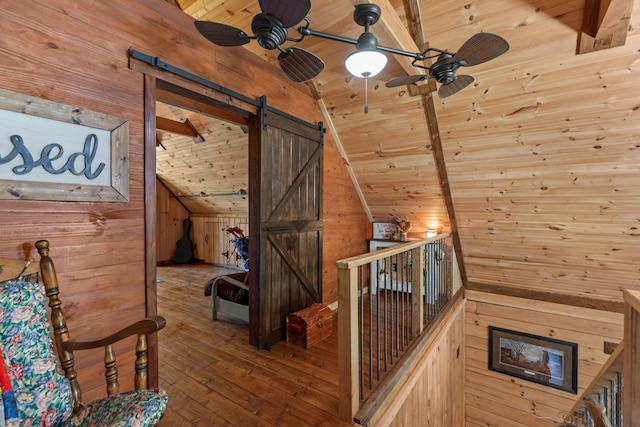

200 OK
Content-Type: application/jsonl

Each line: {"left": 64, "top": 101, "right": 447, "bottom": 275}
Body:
{"left": 0, "top": 240, "right": 167, "bottom": 426}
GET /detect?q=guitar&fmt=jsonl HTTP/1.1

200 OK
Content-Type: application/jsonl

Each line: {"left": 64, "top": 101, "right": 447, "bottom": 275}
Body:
{"left": 173, "top": 218, "right": 194, "bottom": 263}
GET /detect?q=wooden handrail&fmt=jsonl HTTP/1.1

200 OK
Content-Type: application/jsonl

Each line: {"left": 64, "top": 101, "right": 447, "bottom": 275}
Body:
{"left": 336, "top": 236, "right": 443, "bottom": 269}
{"left": 571, "top": 342, "right": 623, "bottom": 415}
{"left": 623, "top": 289, "right": 640, "bottom": 313}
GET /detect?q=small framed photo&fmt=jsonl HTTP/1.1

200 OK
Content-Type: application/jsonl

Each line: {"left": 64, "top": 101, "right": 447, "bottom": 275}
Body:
{"left": 372, "top": 222, "right": 397, "bottom": 240}
{"left": 488, "top": 326, "right": 578, "bottom": 394}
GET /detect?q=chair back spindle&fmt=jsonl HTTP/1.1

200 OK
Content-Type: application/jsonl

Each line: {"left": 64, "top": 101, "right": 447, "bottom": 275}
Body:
{"left": 35, "top": 239, "right": 83, "bottom": 409}
{"left": 136, "top": 334, "right": 149, "bottom": 391}
{"left": 104, "top": 344, "right": 119, "bottom": 396}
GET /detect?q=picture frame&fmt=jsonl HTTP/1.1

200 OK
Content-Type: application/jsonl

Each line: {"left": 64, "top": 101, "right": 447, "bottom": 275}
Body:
{"left": 488, "top": 326, "right": 578, "bottom": 394}
{"left": 0, "top": 88, "right": 129, "bottom": 202}
{"left": 372, "top": 222, "right": 397, "bottom": 240}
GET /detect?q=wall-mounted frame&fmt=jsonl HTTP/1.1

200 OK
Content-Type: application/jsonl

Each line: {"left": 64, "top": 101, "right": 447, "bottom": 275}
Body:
{"left": 488, "top": 326, "right": 578, "bottom": 394}
{"left": 372, "top": 222, "right": 397, "bottom": 240}
{"left": 0, "top": 88, "right": 129, "bottom": 202}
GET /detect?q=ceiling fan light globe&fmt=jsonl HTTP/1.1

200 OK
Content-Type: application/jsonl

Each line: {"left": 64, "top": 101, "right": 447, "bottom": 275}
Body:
{"left": 345, "top": 50, "right": 387, "bottom": 78}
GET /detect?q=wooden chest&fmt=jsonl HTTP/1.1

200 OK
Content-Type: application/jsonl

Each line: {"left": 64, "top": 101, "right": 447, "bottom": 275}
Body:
{"left": 286, "top": 303, "right": 332, "bottom": 348}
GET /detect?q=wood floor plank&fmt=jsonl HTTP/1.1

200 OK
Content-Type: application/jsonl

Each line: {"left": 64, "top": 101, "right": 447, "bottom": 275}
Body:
{"left": 164, "top": 325, "right": 342, "bottom": 418}
{"left": 155, "top": 262, "right": 354, "bottom": 426}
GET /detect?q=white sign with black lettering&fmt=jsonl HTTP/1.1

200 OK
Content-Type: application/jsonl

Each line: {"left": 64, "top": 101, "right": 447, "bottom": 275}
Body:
{"left": 0, "top": 88, "right": 129, "bottom": 202}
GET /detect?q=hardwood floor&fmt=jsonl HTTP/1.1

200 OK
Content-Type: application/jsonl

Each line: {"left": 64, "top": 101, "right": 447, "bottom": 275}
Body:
{"left": 155, "top": 262, "right": 353, "bottom": 426}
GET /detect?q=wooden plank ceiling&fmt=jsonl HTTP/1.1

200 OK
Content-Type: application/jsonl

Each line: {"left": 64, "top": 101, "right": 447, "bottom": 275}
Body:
{"left": 156, "top": 101, "right": 249, "bottom": 215}
{"left": 158, "top": 0, "right": 640, "bottom": 305}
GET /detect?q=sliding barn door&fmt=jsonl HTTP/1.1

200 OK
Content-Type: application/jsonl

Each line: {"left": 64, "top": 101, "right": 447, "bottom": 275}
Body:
{"left": 248, "top": 109, "right": 323, "bottom": 349}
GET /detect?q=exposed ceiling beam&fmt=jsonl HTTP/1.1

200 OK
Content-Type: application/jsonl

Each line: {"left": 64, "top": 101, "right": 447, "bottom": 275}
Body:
{"left": 155, "top": 84, "right": 253, "bottom": 125}
{"left": 156, "top": 116, "right": 204, "bottom": 142}
{"left": 578, "top": 0, "right": 633, "bottom": 53}
{"left": 405, "top": 0, "right": 437, "bottom": 96}
{"left": 403, "top": 0, "right": 468, "bottom": 286}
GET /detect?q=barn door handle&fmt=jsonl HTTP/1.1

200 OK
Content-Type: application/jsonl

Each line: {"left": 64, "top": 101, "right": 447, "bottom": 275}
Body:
{"left": 267, "top": 227, "right": 291, "bottom": 231}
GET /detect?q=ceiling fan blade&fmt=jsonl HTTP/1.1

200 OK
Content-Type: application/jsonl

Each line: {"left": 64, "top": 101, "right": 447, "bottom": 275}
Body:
{"left": 194, "top": 21, "right": 251, "bottom": 46}
{"left": 385, "top": 75, "right": 429, "bottom": 88}
{"left": 278, "top": 48, "right": 325, "bottom": 83}
{"left": 259, "top": 0, "right": 311, "bottom": 28}
{"left": 438, "top": 75, "right": 474, "bottom": 98}
{"left": 454, "top": 33, "right": 509, "bottom": 67}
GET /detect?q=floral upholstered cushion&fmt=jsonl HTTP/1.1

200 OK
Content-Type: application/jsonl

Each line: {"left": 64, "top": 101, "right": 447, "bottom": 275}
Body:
{"left": 0, "top": 279, "right": 168, "bottom": 427}
{"left": 0, "top": 279, "right": 74, "bottom": 426}
{"left": 61, "top": 388, "right": 168, "bottom": 427}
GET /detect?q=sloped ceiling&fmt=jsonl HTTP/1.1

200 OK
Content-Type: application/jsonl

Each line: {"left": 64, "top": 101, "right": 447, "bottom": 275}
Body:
{"left": 156, "top": 101, "right": 249, "bottom": 214}
{"left": 158, "top": 0, "right": 640, "bottom": 305}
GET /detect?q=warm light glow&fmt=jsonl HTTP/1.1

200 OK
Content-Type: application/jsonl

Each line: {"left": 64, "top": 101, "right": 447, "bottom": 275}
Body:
{"left": 345, "top": 50, "right": 387, "bottom": 78}
{"left": 425, "top": 229, "right": 438, "bottom": 238}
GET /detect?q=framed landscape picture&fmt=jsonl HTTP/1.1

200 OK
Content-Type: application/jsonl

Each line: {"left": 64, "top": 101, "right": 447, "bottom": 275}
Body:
{"left": 488, "top": 326, "right": 578, "bottom": 394}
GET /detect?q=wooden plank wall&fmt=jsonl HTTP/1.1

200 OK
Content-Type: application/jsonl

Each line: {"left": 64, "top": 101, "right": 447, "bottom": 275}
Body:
{"left": 0, "top": 0, "right": 369, "bottom": 402}
{"left": 191, "top": 215, "right": 249, "bottom": 266}
{"left": 368, "top": 299, "right": 466, "bottom": 427}
{"left": 322, "top": 132, "right": 371, "bottom": 303}
{"left": 465, "top": 290, "right": 624, "bottom": 426}
{"left": 156, "top": 179, "right": 190, "bottom": 263}
{"left": 156, "top": 179, "right": 249, "bottom": 266}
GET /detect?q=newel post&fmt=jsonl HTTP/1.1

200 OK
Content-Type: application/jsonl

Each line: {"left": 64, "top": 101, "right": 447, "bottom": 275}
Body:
{"left": 411, "top": 245, "right": 425, "bottom": 336}
{"left": 337, "top": 263, "right": 359, "bottom": 422}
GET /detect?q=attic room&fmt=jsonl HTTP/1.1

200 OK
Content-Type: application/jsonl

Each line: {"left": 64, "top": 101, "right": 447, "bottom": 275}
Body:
{"left": 0, "top": 0, "right": 638, "bottom": 426}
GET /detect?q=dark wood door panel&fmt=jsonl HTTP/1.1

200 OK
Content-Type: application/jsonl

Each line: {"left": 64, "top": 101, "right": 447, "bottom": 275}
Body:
{"left": 249, "top": 110, "right": 323, "bottom": 349}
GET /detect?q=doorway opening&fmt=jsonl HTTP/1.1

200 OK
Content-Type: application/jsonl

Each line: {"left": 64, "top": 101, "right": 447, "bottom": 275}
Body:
{"left": 144, "top": 71, "right": 324, "bottom": 354}
{"left": 135, "top": 48, "right": 327, "bottom": 425}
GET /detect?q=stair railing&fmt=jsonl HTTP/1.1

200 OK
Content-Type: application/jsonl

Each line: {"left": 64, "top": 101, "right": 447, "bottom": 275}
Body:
{"left": 566, "top": 290, "right": 639, "bottom": 427}
{"left": 336, "top": 234, "right": 454, "bottom": 422}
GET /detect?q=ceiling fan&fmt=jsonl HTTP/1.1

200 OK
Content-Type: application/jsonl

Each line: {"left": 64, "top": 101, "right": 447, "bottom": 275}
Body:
{"left": 384, "top": 33, "right": 509, "bottom": 98}
{"left": 194, "top": 0, "right": 509, "bottom": 99}
{"left": 194, "top": 0, "right": 324, "bottom": 83}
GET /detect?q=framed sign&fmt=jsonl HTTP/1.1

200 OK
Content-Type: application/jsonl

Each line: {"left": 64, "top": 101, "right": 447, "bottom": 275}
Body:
{"left": 372, "top": 222, "right": 397, "bottom": 240}
{"left": 0, "top": 88, "right": 129, "bottom": 202}
{"left": 489, "top": 326, "right": 578, "bottom": 394}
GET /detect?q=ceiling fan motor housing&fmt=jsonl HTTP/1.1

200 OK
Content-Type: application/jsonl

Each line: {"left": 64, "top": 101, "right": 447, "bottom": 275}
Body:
{"left": 353, "top": 4, "right": 381, "bottom": 27}
{"left": 429, "top": 55, "right": 459, "bottom": 84}
{"left": 252, "top": 13, "right": 287, "bottom": 50}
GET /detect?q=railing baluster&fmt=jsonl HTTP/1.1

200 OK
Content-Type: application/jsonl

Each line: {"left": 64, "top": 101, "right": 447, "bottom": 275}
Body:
{"left": 396, "top": 254, "right": 400, "bottom": 353}
{"left": 411, "top": 245, "right": 424, "bottom": 338}
{"left": 359, "top": 264, "right": 364, "bottom": 399}
{"left": 376, "top": 259, "right": 380, "bottom": 382}
{"left": 383, "top": 255, "right": 388, "bottom": 372}
{"left": 438, "top": 239, "right": 444, "bottom": 312}
{"left": 389, "top": 253, "right": 394, "bottom": 364}
{"left": 401, "top": 251, "right": 404, "bottom": 348}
